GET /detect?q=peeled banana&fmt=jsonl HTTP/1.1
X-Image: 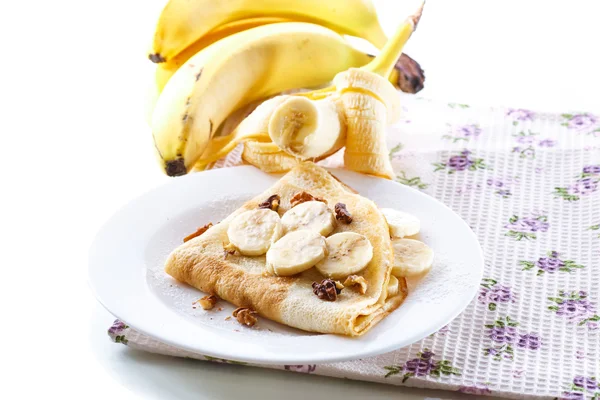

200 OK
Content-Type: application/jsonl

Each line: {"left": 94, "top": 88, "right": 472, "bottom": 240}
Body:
{"left": 268, "top": 96, "right": 346, "bottom": 161}
{"left": 152, "top": 22, "right": 384, "bottom": 176}
{"left": 150, "top": 0, "right": 387, "bottom": 64}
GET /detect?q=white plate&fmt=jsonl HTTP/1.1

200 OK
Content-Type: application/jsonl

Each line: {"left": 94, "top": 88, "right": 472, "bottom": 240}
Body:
{"left": 89, "top": 166, "right": 483, "bottom": 365}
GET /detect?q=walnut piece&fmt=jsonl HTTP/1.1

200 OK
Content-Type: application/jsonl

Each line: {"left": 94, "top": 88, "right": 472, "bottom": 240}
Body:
{"left": 343, "top": 275, "right": 368, "bottom": 295}
{"left": 197, "top": 295, "right": 218, "bottom": 310}
{"left": 290, "top": 191, "right": 327, "bottom": 208}
{"left": 258, "top": 194, "right": 280, "bottom": 211}
{"left": 183, "top": 222, "right": 213, "bottom": 242}
{"left": 312, "top": 279, "right": 342, "bottom": 301}
{"left": 232, "top": 307, "right": 258, "bottom": 327}
{"left": 334, "top": 203, "right": 353, "bottom": 224}
{"left": 223, "top": 242, "right": 236, "bottom": 259}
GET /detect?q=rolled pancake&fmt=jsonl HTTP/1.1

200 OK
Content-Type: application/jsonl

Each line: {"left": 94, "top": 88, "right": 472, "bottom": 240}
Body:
{"left": 165, "top": 162, "right": 407, "bottom": 336}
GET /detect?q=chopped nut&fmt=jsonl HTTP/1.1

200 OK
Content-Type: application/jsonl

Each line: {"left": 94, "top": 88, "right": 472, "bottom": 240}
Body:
{"left": 343, "top": 275, "right": 368, "bottom": 294}
{"left": 196, "top": 295, "right": 218, "bottom": 310}
{"left": 312, "top": 279, "right": 341, "bottom": 301}
{"left": 223, "top": 242, "right": 236, "bottom": 259}
{"left": 334, "top": 281, "right": 345, "bottom": 291}
{"left": 290, "top": 191, "right": 327, "bottom": 207}
{"left": 334, "top": 203, "right": 353, "bottom": 224}
{"left": 258, "top": 194, "right": 281, "bottom": 211}
{"left": 232, "top": 307, "right": 258, "bottom": 327}
{"left": 183, "top": 222, "right": 213, "bottom": 242}
{"left": 224, "top": 316, "right": 231, "bottom": 321}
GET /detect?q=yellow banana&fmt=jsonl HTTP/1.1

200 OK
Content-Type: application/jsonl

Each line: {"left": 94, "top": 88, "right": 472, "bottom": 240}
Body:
{"left": 152, "top": 22, "right": 387, "bottom": 176}
{"left": 150, "top": 0, "right": 387, "bottom": 64}
{"left": 155, "top": 17, "right": 290, "bottom": 92}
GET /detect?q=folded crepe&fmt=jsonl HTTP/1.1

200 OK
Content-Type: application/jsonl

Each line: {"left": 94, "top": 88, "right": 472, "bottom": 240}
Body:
{"left": 165, "top": 162, "right": 407, "bottom": 336}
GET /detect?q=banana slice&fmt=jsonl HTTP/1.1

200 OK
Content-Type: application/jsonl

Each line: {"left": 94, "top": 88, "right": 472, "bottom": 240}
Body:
{"left": 380, "top": 208, "right": 420, "bottom": 238}
{"left": 387, "top": 275, "right": 399, "bottom": 297}
{"left": 266, "top": 230, "right": 327, "bottom": 276}
{"left": 316, "top": 232, "right": 373, "bottom": 279}
{"left": 281, "top": 201, "right": 335, "bottom": 236}
{"left": 227, "top": 209, "right": 283, "bottom": 256}
{"left": 391, "top": 238, "right": 434, "bottom": 277}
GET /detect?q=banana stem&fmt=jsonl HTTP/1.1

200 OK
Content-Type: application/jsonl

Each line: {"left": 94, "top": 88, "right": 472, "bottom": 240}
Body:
{"left": 363, "top": 1, "right": 424, "bottom": 78}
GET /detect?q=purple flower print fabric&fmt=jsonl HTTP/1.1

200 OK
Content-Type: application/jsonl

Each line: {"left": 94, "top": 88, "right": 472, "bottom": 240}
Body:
{"left": 107, "top": 95, "right": 600, "bottom": 399}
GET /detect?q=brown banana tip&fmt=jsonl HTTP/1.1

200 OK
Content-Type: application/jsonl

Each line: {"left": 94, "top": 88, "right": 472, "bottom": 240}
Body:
{"left": 410, "top": 1, "right": 425, "bottom": 30}
{"left": 166, "top": 158, "right": 187, "bottom": 177}
{"left": 148, "top": 53, "right": 166, "bottom": 63}
{"left": 394, "top": 54, "right": 425, "bottom": 94}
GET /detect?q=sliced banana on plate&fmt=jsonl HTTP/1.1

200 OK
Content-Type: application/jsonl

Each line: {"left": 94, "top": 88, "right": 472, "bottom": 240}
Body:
{"left": 316, "top": 232, "right": 373, "bottom": 279}
{"left": 380, "top": 208, "right": 420, "bottom": 238}
{"left": 281, "top": 200, "right": 335, "bottom": 236}
{"left": 387, "top": 275, "right": 399, "bottom": 297}
{"left": 391, "top": 238, "right": 434, "bottom": 277}
{"left": 266, "top": 230, "right": 327, "bottom": 276}
{"left": 227, "top": 209, "right": 283, "bottom": 256}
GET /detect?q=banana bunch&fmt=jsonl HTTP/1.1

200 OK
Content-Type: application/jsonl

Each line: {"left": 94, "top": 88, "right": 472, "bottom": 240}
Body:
{"left": 152, "top": 23, "right": 371, "bottom": 176}
{"left": 149, "top": 0, "right": 426, "bottom": 176}
{"left": 191, "top": 4, "right": 423, "bottom": 179}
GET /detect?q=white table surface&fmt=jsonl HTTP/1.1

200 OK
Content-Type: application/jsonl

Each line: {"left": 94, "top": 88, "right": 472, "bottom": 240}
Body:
{"left": 3, "top": 0, "right": 599, "bottom": 399}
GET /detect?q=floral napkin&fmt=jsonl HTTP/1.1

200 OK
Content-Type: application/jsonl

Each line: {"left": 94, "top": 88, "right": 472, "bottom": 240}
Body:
{"left": 108, "top": 94, "right": 599, "bottom": 399}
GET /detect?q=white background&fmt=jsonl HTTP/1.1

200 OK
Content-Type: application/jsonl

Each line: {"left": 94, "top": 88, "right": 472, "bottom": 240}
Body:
{"left": 1, "top": 0, "right": 599, "bottom": 399}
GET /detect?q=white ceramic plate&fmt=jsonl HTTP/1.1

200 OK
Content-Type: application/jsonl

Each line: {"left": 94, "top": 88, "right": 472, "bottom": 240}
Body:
{"left": 89, "top": 166, "right": 483, "bottom": 365}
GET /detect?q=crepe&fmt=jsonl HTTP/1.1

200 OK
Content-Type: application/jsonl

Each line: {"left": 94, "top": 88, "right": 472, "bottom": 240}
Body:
{"left": 165, "top": 162, "right": 407, "bottom": 336}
